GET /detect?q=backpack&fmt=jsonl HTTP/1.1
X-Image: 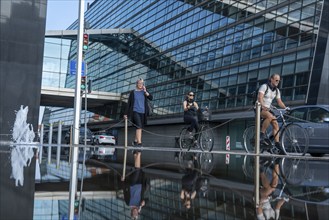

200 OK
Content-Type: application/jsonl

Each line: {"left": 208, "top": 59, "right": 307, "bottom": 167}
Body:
{"left": 252, "top": 84, "right": 277, "bottom": 106}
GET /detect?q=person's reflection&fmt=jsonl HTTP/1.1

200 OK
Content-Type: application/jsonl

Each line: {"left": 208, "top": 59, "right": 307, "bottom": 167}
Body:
{"left": 123, "top": 152, "right": 148, "bottom": 220}
{"left": 256, "top": 162, "right": 289, "bottom": 220}
{"left": 180, "top": 154, "right": 199, "bottom": 209}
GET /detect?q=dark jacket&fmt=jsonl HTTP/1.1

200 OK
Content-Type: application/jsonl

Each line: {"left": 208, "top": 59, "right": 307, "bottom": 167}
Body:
{"left": 123, "top": 168, "right": 149, "bottom": 206}
{"left": 125, "top": 90, "right": 153, "bottom": 125}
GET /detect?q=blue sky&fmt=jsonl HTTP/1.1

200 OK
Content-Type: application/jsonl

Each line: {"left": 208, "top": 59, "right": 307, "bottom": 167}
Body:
{"left": 46, "top": 0, "right": 94, "bottom": 30}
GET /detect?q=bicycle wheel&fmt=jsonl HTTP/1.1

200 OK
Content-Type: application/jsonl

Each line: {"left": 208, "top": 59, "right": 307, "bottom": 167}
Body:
{"left": 281, "top": 124, "right": 309, "bottom": 156}
{"left": 280, "top": 157, "right": 309, "bottom": 185}
{"left": 179, "top": 128, "right": 195, "bottom": 151}
{"left": 243, "top": 126, "right": 256, "bottom": 153}
{"left": 242, "top": 155, "right": 255, "bottom": 180}
{"left": 198, "top": 124, "right": 214, "bottom": 152}
{"left": 178, "top": 151, "right": 197, "bottom": 170}
{"left": 198, "top": 152, "right": 214, "bottom": 174}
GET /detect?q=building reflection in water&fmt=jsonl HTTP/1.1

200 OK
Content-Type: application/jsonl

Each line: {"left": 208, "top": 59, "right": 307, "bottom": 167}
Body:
{"left": 34, "top": 153, "right": 329, "bottom": 220}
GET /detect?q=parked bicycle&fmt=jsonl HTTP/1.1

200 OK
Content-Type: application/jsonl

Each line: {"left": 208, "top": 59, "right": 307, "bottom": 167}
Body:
{"left": 179, "top": 108, "right": 214, "bottom": 152}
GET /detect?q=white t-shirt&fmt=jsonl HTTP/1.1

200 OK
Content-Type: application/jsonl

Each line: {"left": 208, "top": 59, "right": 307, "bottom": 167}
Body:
{"left": 259, "top": 198, "right": 275, "bottom": 220}
{"left": 258, "top": 84, "right": 281, "bottom": 108}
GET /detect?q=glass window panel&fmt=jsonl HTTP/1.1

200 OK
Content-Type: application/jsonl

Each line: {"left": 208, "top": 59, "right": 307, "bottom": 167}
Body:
{"left": 273, "top": 40, "right": 285, "bottom": 52}
{"left": 220, "top": 77, "right": 228, "bottom": 86}
{"left": 60, "top": 60, "right": 69, "bottom": 73}
{"left": 43, "top": 57, "right": 61, "bottom": 72}
{"left": 295, "top": 86, "right": 307, "bottom": 100}
{"left": 248, "top": 71, "right": 257, "bottom": 81}
{"left": 249, "top": 62, "right": 259, "bottom": 70}
{"left": 282, "top": 75, "right": 294, "bottom": 87}
{"left": 241, "top": 50, "right": 251, "bottom": 61}
{"left": 259, "top": 68, "right": 269, "bottom": 80}
{"left": 282, "top": 88, "right": 293, "bottom": 101}
{"left": 222, "top": 69, "right": 229, "bottom": 76}
{"left": 239, "top": 64, "right": 248, "bottom": 73}
{"left": 297, "top": 49, "right": 311, "bottom": 59}
{"left": 259, "top": 59, "right": 270, "bottom": 68}
{"left": 296, "top": 59, "right": 310, "bottom": 72}
{"left": 238, "top": 73, "right": 247, "bottom": 84}
{"left": 44, "top": 43, "right": 61, "bottom": 58}
{"left": 296, "top": 72, "right": 309, "bottom": 86}
{"left": 230, "top": 67, "right": 238, "bottom": 75}
{"left": 271, "top": 56, "right": 282, "bottom": 65}
{"left": 282, "top": 63, "right": 295, "bottom": 75}
{"left": 284, "top": 53, "right": 296, "bottom": 62}
{"left": 228, "top": 75, "right": 237, "bottom": 85}
{"left": 270, "top": 65, "right": 281, "bottom": 75}
{"left": 238, "top": 85, "right": 246, "bottom": 94}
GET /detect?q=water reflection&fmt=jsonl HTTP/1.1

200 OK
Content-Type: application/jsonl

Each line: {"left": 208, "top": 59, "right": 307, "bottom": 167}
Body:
{"left": 35, "top": 152, "right": 329, "bottom": 220}
{"left": 122, "top": 152, "right": 147, "bottom": 219}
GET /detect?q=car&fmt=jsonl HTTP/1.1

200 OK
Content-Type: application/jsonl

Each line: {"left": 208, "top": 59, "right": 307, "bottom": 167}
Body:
{"left": 93, "top": 132, "right": 116, "bottom": 145}
{"left": 64, "top": 127, "right": 94, "bottom": 145}
{"left": 286, "top": 105, "right": 329, "bottom": 157}
{"left": 92, "top": 132, "right": 116, "bottom": 160}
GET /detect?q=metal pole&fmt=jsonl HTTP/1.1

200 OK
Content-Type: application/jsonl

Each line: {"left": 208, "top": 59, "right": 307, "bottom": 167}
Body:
{"left": 78, "top": 74, "right": 88, "bottom": 218}
{"left": 69, "top": 125, "right": 73, "bottom": 164}
{"left": 47, "top": 123, "right": 53, "bottom": 164}
{"left": 39, "top": 124, "right": 44, "bottom": 164}
{"left": 122, "top": 117, "right": 128, "bottom": 181}
{"left": 68, "top": 0, "right": 85, "bottom": 219}
{"left": 56, "top": 121, "right": 62, "bottom": 168}
{"left": 254, "top": 101, "right": 261, "bottom": 208}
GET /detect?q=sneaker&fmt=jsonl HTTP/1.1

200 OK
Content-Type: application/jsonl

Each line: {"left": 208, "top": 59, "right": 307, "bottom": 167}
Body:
{"left": 269, "top": 146, "right": 281, "bottom": 155}
{"left": 260, "top": 157, "right": 271, "bottom": 168}
{"left": 260, "top": 132, "right": 270, "bottom": 146}
{"left": 132, "top": 142, "right": 142, "bottom": 154}
{"left": 273, "top": 142, "right": 285, "bottom": 155}
{"left": 260, "top": 132, "right": 265, "bottom": 140}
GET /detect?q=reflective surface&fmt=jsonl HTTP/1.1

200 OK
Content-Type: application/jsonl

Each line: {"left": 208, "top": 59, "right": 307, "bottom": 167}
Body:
{"left": 34, "top": 146, "right": 329, "bottom": 220}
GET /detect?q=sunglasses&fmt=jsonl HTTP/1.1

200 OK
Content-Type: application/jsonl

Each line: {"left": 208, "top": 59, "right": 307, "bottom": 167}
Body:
{"left": 188, "top": 94, "right": 194, "bottom": 96}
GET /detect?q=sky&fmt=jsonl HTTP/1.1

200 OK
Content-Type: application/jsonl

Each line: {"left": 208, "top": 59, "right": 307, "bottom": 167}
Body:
{"left": 46, "top": 0, "right": 94, "bottom": 30}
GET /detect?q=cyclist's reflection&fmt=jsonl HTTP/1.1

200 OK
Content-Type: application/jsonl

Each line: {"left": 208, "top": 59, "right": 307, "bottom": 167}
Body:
{"left": 180, "top": 154, "right": 209, "bottom": 209}
{"left": 256, "top": 161, "right": 289, "bottom": 220}
{"left": 123, "top": 152, "right": 149, "bottom": 219}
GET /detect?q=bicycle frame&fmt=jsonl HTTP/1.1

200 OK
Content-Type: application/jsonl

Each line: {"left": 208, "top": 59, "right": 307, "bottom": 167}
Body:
{"left": 262, "top": 107, "right": 288, "bottom": 145}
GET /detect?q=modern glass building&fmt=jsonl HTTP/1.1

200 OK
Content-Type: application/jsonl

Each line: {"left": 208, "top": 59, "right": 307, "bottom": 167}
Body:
{"left": 39, "top": 2, "right": 329, "bottom": 218}
{"left": 44, "top": 0, "right": 328, "bottom": 120}
{"left": 43, "top": 0, "right": 328, "bottom": 142}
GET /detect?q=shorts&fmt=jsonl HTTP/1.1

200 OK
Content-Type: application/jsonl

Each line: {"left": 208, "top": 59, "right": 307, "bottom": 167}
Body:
{"left": 130, "top": 168, "right": 143, "bottom": 185}
{"left": 132, "top": 111, "right": 145, "bottom": 129}
{"left": 254, "top": 108, "right": 275, "bottom": 117}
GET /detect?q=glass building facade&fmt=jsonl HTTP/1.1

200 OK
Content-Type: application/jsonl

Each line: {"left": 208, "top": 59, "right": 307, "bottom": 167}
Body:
{"left": 38, "top": 2, "right": 329, "bottom": 218}
{"left": 43, "top": 0, "right": 328, "bottom": 125}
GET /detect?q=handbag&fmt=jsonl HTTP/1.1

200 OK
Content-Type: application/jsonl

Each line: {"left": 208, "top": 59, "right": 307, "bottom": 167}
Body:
{"left": 147, "top": 99, "right": 154, "bottom": 116}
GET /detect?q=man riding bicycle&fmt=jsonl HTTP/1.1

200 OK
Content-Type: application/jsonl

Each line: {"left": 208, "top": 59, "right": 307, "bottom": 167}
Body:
{"left": 257, "top": 73, "right": 289, "bottom": 154}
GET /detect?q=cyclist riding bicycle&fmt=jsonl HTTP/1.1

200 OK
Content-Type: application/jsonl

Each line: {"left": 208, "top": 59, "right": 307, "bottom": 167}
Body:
{"left": 257, "top": 73, "right": 289, "bottom": 155}
{"left": 183, "top": 91, "right": 199, "bottom": 140}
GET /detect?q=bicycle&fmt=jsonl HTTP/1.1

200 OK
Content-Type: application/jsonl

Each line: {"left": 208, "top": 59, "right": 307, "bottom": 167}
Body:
{"left": 243, "top": 106, "right": 309, "bottom": 156}
{"left": 242, "top": 106, "right": 310, "bottom": 185}
{"left": 178, "top": 150, "right": 214, "bottom": 174}
{"left": 179, "top": 111, "right": 214, "bottom": 152}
